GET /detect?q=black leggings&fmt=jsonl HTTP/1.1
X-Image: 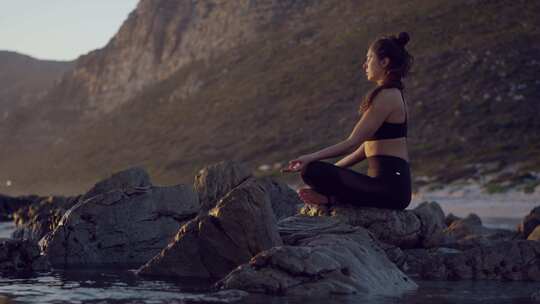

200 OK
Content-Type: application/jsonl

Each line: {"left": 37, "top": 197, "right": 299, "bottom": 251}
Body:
{"left": 300, "top": 155, "right": 412, "bottom": 210}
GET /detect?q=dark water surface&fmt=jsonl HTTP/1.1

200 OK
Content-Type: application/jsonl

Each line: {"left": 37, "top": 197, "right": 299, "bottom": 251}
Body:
{"left": 0, "top": 269, "right": 539, "bottom": 304}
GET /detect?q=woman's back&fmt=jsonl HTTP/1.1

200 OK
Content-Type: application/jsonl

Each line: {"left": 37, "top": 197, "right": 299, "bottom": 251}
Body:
{"left": 364, "top": 88, "right": 409, "bottom": 162}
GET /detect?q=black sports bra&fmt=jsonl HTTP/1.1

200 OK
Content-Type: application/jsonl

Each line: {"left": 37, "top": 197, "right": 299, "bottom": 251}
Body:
{"left": 366, "top": 90, "right": 407, "bottom": 141}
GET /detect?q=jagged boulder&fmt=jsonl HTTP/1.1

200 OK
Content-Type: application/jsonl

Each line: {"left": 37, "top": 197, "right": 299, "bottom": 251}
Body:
{"left": 194, "top": 160, "right": 252, "bottom": 213}
{"left": 443, "top": 213, "right": 518, "bottom": 248}
{"left": 519, "top": 206, "right": 540, "bottom": 239}
{"left": 11, "top": 167, "right": 153, "bottom": 243}
{"left": 81, "top": 167, "right": 152, "bottom": 201}
{"left": 216, "top": 215, "right": 417, "bottom": 296}
{"left": 136, "top": 176, "right": 282, "bottom": 279}
{"left": 301, "top": 201, "right": 446, "bottom": 248}
{"left": 41, "top": 184, "right": 199, "bottom": 268}
{"left": 0, "top": 238, "right": 49, "bottom": 274}
{"left": 400, "top": 240, "right": 540, "bottom": 281}
{"left": 194, "top": 161, "right": 298, "bottom": 219}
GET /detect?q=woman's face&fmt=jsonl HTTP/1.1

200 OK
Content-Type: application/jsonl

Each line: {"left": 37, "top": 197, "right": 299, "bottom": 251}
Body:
{"left": 363, "top": 48, "right": 388, "bottom": 84}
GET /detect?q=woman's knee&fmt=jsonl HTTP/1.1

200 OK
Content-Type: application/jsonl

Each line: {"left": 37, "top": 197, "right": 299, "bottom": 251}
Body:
{"left": 301, "top": 160, "right": 327, "bottom": 181}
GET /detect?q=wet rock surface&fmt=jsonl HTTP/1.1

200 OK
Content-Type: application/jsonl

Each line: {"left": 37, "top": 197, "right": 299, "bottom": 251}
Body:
{"left": 11, "top": 168, "right": 154, "bottom": 243}
{"left": 137, "top": 176, "right": 282, "bottom": 279}
{"left": 216, "top": 215, "right": 417, "bottom": 296}
{"left": 0, "top": 238, "right": 49, "bottom": 274}
{"left": 41, "top": 170, "right": 199, "bottom": 268}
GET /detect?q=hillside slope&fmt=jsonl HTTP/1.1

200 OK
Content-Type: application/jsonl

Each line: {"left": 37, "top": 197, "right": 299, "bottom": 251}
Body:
{"left": 0, "top": 0, "right": 539, "bottom": 195}
{"left": 0, "top": 51, "right": 72, "bottom": 121}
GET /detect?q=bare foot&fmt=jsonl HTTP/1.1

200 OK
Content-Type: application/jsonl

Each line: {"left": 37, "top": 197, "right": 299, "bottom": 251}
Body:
{"left": 297, "top": 187, "right": 329, "bottom": 205}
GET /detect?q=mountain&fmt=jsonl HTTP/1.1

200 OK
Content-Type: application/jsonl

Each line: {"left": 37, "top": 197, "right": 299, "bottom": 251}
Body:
{"left": 0, "top": 0, "right": 539, "bottom": 196}
{"left": 0, "top": 51, "right": 72, "bottom": 120}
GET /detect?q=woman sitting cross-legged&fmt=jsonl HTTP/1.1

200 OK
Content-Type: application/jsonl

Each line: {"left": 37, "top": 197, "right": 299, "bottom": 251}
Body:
{"left": 282, "top": 32, "right": 414, "bottom": 210}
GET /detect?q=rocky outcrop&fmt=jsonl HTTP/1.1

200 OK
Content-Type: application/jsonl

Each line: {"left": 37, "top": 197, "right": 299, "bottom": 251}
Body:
{"left": 519, "top": 206, "right": 540, "bottom": 239}
{"left": 12, "top": 195, "right": 81, "bottom": 242}
{"left": 257, "top": 176, "right": 300, "bottom": 220}
{"left": 301, "top": 201, "right": 447, "bottom": 248}
{"left": 0, "top": 238, "right": 49, "bottom": 274}
{"left": 443, "top": 213, "right": 518, "bottom": 248}
{"left": 40, "top": 168, "right": 199, "bottom": 268}
{"left": 194, "top": 160, "right": 251, "bottom": 213}
{"left": 399, "top": 240, "right": 540, "bottom": 281}
{"left": 136, "top": 176, "right": 282, "bottom": 279}
{"left": 80, "top": 167, "right": 152, "bottom": 201}
{"left": 11, "top": 168, "right": 152, "bottom": 243}
{"left": 216, "top": 215, "right": 417, "bottom": 296}
{"left": 194, "top": 160, "right": 298, "bottom": 219}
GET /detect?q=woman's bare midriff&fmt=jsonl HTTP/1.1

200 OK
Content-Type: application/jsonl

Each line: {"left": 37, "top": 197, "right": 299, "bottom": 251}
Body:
{"left": 365, "top": 138, "right": 409, "bottom": 162}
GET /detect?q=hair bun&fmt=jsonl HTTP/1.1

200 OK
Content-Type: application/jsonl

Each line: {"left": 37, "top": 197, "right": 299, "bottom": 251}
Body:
{"left": 396, "top": 32, "right": 410, "bottom": 47}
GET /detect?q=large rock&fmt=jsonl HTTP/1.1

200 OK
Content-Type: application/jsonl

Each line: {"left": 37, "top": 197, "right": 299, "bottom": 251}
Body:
{"left": 400, "top": 240, "right": 540, "bottom": 281}
{"left": 41, "top": 184, "right": 199, "bottom": 268}
{"left": 216, "top": 215, "right": 417, "bottom": 296}
{"left": 136, "top": 176, "right": 283, "bottom": 280}
{"left": 194, "top": 160, "right": 252, "bottom": 213}
{"left": 12, "top": 167, "right": 154, "bottom": 243}
{"left": 0, "top": 238, "right": 49, "bottom": 274}
{"left": 411, "top": 201, "right": 446, "bottom": 247}
{"left": 519, "top": 206, "right": 540, "bottom": 239}
{"left": 12, "top": 195, "right": 81, "bottom": 242}
{"left": 443, "top": 213, "right": 518, "bottom": 248}
{"left": 258, "top": 177, "right": 300, "bottom": 220}
{"left": 81, "top": 167, "right": 152, "bottom": 201}
{"left": 194, "top": 160, "right": 298, "bottom": 219}
{"left": 301, "top": 201, "right": 447, "bottom": 248}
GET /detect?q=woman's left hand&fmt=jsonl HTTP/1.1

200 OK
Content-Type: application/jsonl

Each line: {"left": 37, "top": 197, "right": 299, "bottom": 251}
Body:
{"left": 281, "top": 155, "right": 314, "bottom": 173}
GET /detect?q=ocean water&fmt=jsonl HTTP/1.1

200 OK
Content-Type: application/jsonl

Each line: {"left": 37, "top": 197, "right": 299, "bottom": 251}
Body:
{"left": 0, "top": 194, "right": 539, "bottom": 303}
{"left": 0, "top": 269, "right": 539, "bottom": 304}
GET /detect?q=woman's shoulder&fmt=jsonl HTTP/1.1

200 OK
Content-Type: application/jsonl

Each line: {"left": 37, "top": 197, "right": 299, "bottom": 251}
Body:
{"left": 373, "top": 88, "right": 402, "bottom": 104}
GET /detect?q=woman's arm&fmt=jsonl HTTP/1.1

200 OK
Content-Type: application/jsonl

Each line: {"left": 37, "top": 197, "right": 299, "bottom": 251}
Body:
{"left": 334, "top": 143, "right": 366, "bottom": 168}
{"left": 304, "top": 91, "right": 393, "bottom": 162}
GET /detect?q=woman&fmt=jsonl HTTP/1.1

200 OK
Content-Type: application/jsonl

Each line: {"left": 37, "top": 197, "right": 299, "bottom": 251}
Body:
{"left": 282, "top": 32, "right": 413, "bottom": 210}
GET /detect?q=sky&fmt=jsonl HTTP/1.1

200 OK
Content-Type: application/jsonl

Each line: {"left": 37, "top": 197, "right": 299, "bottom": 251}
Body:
{"left": 0, "top": 0, "right": 139, "bottom": 61}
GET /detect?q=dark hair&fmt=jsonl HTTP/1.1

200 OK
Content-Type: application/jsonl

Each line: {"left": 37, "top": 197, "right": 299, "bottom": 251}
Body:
{"left": 358, "top": 32, "right": 414, "bottom": 114}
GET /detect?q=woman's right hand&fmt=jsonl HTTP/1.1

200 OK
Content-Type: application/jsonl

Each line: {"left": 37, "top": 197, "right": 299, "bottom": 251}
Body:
{"left": 281, "top": 155, "right": 313, "bottom": 173}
